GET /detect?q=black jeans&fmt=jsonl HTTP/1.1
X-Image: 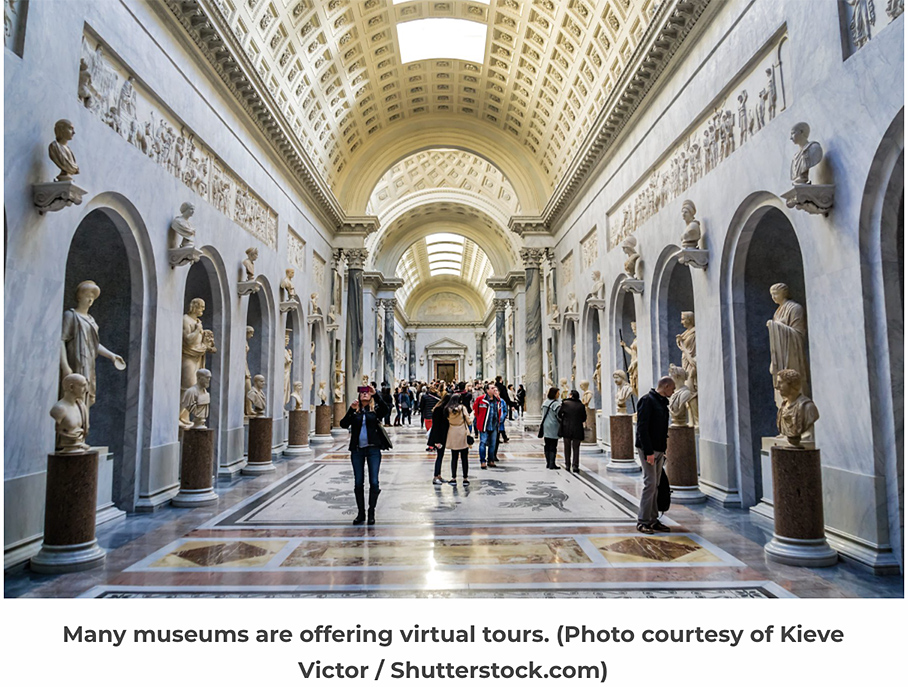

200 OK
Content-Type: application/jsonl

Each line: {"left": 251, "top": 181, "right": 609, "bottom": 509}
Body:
{"left": 450, "top": 448, "right": 469, "bottom": 479}
{"left": 401, "top": 408, "right": 411, "bottom": 424}
{"left": 433, "top": 446, "right": 445, "bottom": 476}
{"left": 543, "top": 437, "right": 559, "bottom": 465}
{"left": 563, "top": 438, "right": 582, "bottom": 469}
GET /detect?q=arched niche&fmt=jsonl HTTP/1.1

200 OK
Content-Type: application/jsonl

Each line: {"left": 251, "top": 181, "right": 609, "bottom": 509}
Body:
{"left": 859, "top": 108, "right": 905, "bottom": 570}
{"left": 609, "top": 277, "right": 639, "bottom": 412}
{"left": 62, "top": 204, "right": 152, "bottom": 512}
{"left": 309, "top": 318, "right": 325, "bottom": 406}
{"left": 284, "top": 306, "right": 304, "bottom": 414}
{"left": 183, "top": 250, "right": 228, "bottom": 466}
{"left": 245, "top": 278, "right": 274, "bottom": 415}
{"left": 583, "top": 305, "right": 602, "bottom": 409}
{"left": 651, "top": 247, "right": 695, "bottom": 380}
{"left": 723, "top": 198, "right": 807, "bottom": 507}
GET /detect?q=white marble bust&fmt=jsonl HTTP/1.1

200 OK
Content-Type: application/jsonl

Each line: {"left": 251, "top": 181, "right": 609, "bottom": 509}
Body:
{"left": 579, "top": 379, "right": 592, "bottom": 407}
{"left": 318, "top": 380, "right": 327, "bottom": 405}
{"left": 179, "top": 369, "right": 211, "bottom": 430}
{"left": 246, "top": 374, "right": 267, "bottom": 417}
{"left": 50, "top": 373, "right": 91, "bottom": 453}
{"left": 668, "top": 364, "right": 695, "bottom": 427}
{"left": 621, "top": 236, "right": 643, "bottom": 279}
{"left": 290, "top": 381, "right": 303, "bottom": 411}
{"left": 281, "top": 268, "right": 297, "bottom": 301}
{"left": 789, "top": 121, "right": 823, "bottom": 185}
{"left": 170, "top": 202, "right": 196, "bottom": 250}
{"left": 588, "top": 270, "right": 605, "bottom": 301}
{"left": 309, "top": 292, "right": 322, "bottom": 317}
{"left": 48, "top": 119, "right": 79, "bottom": 181}
{"left": 613, "top": 370, "right": 633, "bottom": 415}
{"left": 242, "top": 247, "right": 258, "bottom": 281}
{"left": 680, "top": 200, "right": 701, "bottom": 248}
{"left": 776, "top": 369, "right": 820, "bottom": 447}
{"left": 565, "top": 292, "right": 579, "bottom": 314}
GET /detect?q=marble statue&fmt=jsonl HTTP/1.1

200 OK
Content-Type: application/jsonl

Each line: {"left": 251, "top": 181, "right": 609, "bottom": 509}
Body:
{"left": 326, "top": 304, "right": 338, "bottom": 328}
{"left": 613, "top": 370, "right": 633, "bottom": 415}
{"left": 620, "top": 322, "right": 639, "bottom": 397}
{"left": 60, "top": 280, "right": 126, "bottom": 407}
{"left": 334, "top": 381, "right": 344, "bottom": 404}
{"left": 565, "top": 292, "right": 579, "bottom": 315}
{"left": 309, "top": 292, "right": 322, "bottom": 317}
{"left": 179, "top": 368, "right": 211, "bottom": 430}
{"left": 681, "top": 200, "right": 701, "bottom": 248}
{"left": 242, "top": 247, "right": 258, "bottom": 281}
{"left": 587, "top": 270, "right": 605, "bottom": 301}
{"left": 592, "top": 350, "right": 602, "bottom": 390}
{"left": 621, "top": 236, "right": 643, "bottom": 279}
{"left": 789, "top": 122, "right": 823, "bottom": 185}
{"left": 244, "top": 325, "right": 254, "bottom": 407}
{"left": 845, "top": 0, "right": 875, "bottom": 49}
{"left": 580, "top": 379, "right": 592, "bottom": 407}
{"left": 776, "top": 369, "right": 820, "bottom": 447}
{"left": 547, "top": 302, "right": 560, "bottom": 328}
{"left": 667, "top": 364, "right": 696, "bottom": 427}
{"left": 767, "top": 283, "right": 809, "bottom": 400}
{"left": 290, "top": 381, "right": 303, "bottom": 411}
{"left": 418, "top": 355, "right": 425, "bottom": 366}
{"left": 280, "top": 268, "right": 297, "bottom": 301}
{"left": 318, "top": 380, "right": 327, "bottom": 405}
{"left": 181, "top": 298, "right": 215, "bottom": 392}
{"left": 246, "top": 374, "right": 266, "bottom": 417}
{"left": 48, "top": 119, "right": 79, "bottom": 181}
{"left": 676, "top": 311, "right": 698, "bottom": 393}
{"left": 560, "top": 377, "right": 570, "bottom": 400}
{"left": 283, "top": 330, "right": 293, "bottom": 408}
{"left": 169, "top": 202, "right": 196, "bottom": 249}
{"left": 51, "top": 373, "right": 91, "bottom": 452}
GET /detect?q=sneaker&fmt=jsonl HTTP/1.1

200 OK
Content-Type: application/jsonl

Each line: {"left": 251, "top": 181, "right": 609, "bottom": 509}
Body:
{"left": 636, "top": 523, "right": 655, "bottom": 535}
{"left": 433, "top": 476, "right": 444, "bottom": 485}
{"left": 480, "top": 463, "right": 487, "bottom": 470}
{"left": 488, "top": 460, "right": 498, "bottom": 467}
{"left": 448, "top": 478, "right": 457, "bottom": 485}
{"left": 463, "top": 479, "right": 470, "bottom": 485}
{"left": 572, "top": 467, "right": 580, "bottom": 473}
{"left": 651, "top": 521, "right": 671, "bottom": 532}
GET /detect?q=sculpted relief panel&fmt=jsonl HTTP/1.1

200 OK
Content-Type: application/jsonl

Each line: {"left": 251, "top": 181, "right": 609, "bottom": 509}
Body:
{"left": 79, "top": 32, "right": 278, "bottom": 249}
{"left": 608, "top": 34, "right": 790, "bottom": 249}
{"left": 580, "top": 228, "right": 598, "bottom": 271}
{"left": 415, "top": 293, "right": 477, "bottom": 322}
{"left": 288, "top": 228, "right": 306, "bottom": 272}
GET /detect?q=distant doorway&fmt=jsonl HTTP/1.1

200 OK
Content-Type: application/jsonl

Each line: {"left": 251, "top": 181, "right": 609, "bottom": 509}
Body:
{"left": 435, "top": 362, "right": 456, "bottom": 382}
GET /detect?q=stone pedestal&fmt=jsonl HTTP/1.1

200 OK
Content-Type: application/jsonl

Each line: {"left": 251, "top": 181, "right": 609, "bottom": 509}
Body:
{"left": 333, "top": 402, "right": 345, "bottom": 428}
{"left": 242, "top": 417, "right": 275, "bottom": 474}
{"left": 311, "top": 404, "right": 333, "bottom": 444}
{"left": 33, "top": 180, "right": 87, "bottom": 215}
{"left": 764, "top": 446, "right": 838, "bottom": 567}
{"left": 665, "top": 425, "right": 706, "bottom": 503}
{"left": 583, "top": 407, "right": 598, "bottom": 444}
{"left": 284, "top": 410, "right": 312, "bottom": 456}
{"left": 173, "top": 428, "right": 218, "bottom": 507}
{"left": 607, "top": 414, "right": 640, "bottom": 473}
{"left": 31, "top": 451, "right": 106, "bottom": 574}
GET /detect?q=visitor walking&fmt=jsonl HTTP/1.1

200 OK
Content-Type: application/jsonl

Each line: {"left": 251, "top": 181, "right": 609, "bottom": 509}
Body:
{"left": 558, "top": 389, "right": 586, "bottom": 472}
{"left": 442, "top": 393, "right": 473, "bottom": 485}
{"left": 540, "top": 387, "right": 562, "bottom": 470}
{"left": 516, "top": 384, "right": 526, "bottom": 417}
{"left": 474, "top": 382, "right": 506, "bottom": 468}
{"left": 398, "top": 385, "right": 412, "bottom": 425}
{"left": 494, "top": 376, "right": 512, "bottom": 443}
{"left": 339, "top": 386, "right": 392, "bottom": 525}
{"left": 635, "top": 376, "right": 675, "bottom": 534}
{"left": 428, "top": 389, "right": 450, "bottom": 483}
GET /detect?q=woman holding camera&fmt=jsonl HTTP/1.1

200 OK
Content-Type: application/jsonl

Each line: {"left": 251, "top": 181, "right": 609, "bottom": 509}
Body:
{"left": 340, "top": 386, "right": 391, "bottom": 525}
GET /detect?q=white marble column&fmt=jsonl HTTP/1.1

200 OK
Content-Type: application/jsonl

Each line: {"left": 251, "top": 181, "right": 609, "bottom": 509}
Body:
{"left": 407, "top": 332, "right": 417, "bottom": 381}
{"left": 383, "top": 298, "right": 396, "bottom": 384}
{"left": 521, "top": 248, "right": 546, "bottom": 429}
{"left": 344, "top": 248, "right": 367, "bottom": 405}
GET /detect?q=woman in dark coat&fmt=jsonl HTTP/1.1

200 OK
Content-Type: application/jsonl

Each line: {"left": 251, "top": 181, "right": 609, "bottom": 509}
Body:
{"left": 340, "top": 386, "right": 391, "bottom": 525}
{"left": 558, "top": 389, "right": 587, "bottom": 472}
{"left": 427, "top": 390, "right": 449, "bottom": 484}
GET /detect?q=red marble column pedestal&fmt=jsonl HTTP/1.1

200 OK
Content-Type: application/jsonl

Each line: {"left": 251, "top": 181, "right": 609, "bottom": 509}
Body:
{"left": 606, "top": 414, "right": 640, "bottom": 473}
{"left": 243, "top": 417, "right": 275, "bottom": 474}
{"left": 311, "top": 404, "right": 333, "bottom": 444}
{"left": 31, "top": 451, "right": 106, "bottom": 573}
{"left": 284, "top": 409, "right": 312, "bottom": 456}
{"left": 173, "top": 428, "right": 218, "bottom": 507}
{"left": 665, "top": 425, "right": 705, "bottom": 503}
{"left": 764, "top": 445, "right": 837, "bottom": 567}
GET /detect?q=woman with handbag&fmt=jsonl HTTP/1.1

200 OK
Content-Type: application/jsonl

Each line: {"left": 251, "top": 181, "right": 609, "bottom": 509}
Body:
{"left": 539, "top": 387, "right": 562, "bottom": 470}
{"left": 558, "top": 389, "right": 587, "bottom": 472}
{"left": 443, "top": 393, "right": 474, "bottom": 485}
{"left": 340, "top": 386, "right": 391, "bottom": 525}
{"left": 428, "top": 389, "right": 449, "bottom": 485}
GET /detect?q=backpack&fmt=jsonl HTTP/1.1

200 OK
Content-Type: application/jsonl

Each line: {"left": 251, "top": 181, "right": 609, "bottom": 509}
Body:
{"left": 657, "top": 467, "right": 671, "bottom": 513}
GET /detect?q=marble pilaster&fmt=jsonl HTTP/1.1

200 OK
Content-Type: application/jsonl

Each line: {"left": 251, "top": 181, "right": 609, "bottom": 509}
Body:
{"left": 345, "top": 249, "right": 367, "bottom": 405}
{"left": 494, "top": 299, "right": 508, "bottom": 382}
{"left": 407, "top": 332, "right": 417, "bottom": 381}
{"left": 475, "top": 332, "right": 484, "bottom": 379}
{"left": 383, "top": 298, "right": 396, "bottom": 384}
{"left": 521, "top": 248, "right": 546, "bottom": 429}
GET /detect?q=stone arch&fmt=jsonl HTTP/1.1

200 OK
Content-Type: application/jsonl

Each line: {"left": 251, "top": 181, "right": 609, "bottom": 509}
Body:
{"left": 859, "top": 108, "right": 904, "bottom": 570}
{"left": 608, "top": 274, "right": 639, "bottom": 413}
{"left": 62, "top": 194, "right": 156, "bottom": 513}
{"left": 182, "top": 246, "right": 231, "bottom": 473}
{"left": 650, "top": 244, "right": 695, "bottom": 383}
{"left": 582, "top": 302, "right": 602, "bottom": 409}
{"left": 244, "top": 277, "right": 274, "bottom": 419}
{"left": 720, "top": 193, "right": 808, "bottom": 508}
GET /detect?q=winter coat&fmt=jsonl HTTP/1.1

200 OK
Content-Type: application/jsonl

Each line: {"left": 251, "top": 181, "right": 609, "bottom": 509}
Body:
{"left": 558, "top": 398, "right": 587, "bottom": 440}
{"left": 635, "top": 388, "right": 670, "bottom": 455}
{"left": 540, "top": 399, "right": 562, "bottom": 439}
{"left": 339, "top": 394, "right": 391, "bottom": 451}
{"left": 473, "top": 394, "right": 506, "bottom": 432}
{"left": 427, "top": 402, "right": 449, "bottom": 447}
{"left": 419, "top": 392, "right": 440, "bottom": 418}
{"left": 445, "top": 405, "right": 473, "bottom": 451}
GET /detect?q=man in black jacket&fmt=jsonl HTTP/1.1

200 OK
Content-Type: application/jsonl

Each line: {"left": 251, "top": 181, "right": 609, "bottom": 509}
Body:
{"left": 635, "top": 376, "right": 675, "bottom": 534}
{"left": 494, "top": 376, "right": 511, "bottom": 442}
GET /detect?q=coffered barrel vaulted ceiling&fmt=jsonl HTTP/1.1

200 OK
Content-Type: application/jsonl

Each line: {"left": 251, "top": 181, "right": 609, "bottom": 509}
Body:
{"left": 164, "top": 0, "right": 711, "bottom": 231}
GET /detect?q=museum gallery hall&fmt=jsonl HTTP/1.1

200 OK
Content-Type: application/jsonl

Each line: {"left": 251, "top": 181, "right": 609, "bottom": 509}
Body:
{"left": 3, "top": 0, "right": 904, "bottom": 598}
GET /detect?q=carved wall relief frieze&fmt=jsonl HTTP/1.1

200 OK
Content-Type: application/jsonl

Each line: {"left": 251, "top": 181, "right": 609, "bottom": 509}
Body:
{"left": 607, "top": 33, "right": 790, "bottom": 250}
{"left": 79, "top": 31, "right": 278, "bottom": 249}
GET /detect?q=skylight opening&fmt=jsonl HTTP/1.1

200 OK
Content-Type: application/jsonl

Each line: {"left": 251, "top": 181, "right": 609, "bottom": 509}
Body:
{"left": 396, "top": 18, "right": 488, "bottom": 65}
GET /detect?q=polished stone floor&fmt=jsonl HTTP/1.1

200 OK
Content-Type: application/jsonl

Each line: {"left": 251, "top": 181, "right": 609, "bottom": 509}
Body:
{"left": 5, "top": 421, "right": 903, "bottom": 598}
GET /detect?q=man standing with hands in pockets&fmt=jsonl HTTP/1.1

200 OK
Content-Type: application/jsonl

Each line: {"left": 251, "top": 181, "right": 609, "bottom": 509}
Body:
{"left": 635, "top": 376, "right": 675, "bottom": 534}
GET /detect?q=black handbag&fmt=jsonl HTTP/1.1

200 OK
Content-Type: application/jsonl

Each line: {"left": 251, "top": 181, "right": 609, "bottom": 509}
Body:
{"left": 657, "top": 467, "right": 671, "bottom": 513}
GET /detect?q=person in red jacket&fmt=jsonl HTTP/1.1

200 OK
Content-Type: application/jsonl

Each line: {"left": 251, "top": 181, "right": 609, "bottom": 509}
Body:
{"left": 473, "top": 383, "right": 506, "bottom": 468}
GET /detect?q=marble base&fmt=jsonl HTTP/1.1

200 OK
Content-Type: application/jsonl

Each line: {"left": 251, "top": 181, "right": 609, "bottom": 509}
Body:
{"left": 279, "top": 299, "right": 300, "bottom": 313}
{"left": 314, "top": 404, "right": 332, "bottom": 440}
{"left": 583, "top": 406, "right": 597, "bottom": 444}
{"left": 764, "top": 445, "right": 837, "bottom": 568}
{"left": 33, "top": 180, "right": 87, "bottom": 215}
{"left": 285, "top": 410, "right": 313, "bottom": 456}
{"left": 666, "top": 426, "right": 706, "bottom": 504}
{"left": 333, "top": 402, "right": 345, "bottom": 428}
{"left": 606, "top": 415, "right": 639, "bottom": 473}
{"left": 620, "top": 278, "right": 644, "bottom": 294}
{"left": 677, "top": 247, "right": 709, "bottom": 269}
{"left": 782, "top": 183, "right": 835, "bottom": 216}
{"left": 31, "top": 450, "right": 106, "bottom": 574}
{"left": 173, "top": 428, "right": 218, "bottom": 507}
{"left": 168, "top": 245, "right": 203, "bottom": 268}
{"left": 237, "top": 280, "right": 261, "bottom": 296}
{"left": 310, "top": 434, "right": 334, "bottom": 445}
{"left": 242, "top": 417, "right": 275, "bottom": 474}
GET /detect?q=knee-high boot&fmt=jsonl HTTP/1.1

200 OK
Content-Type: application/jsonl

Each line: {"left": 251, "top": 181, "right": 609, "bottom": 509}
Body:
{"left": 367, "top": 488, "right": 381, "bottom": 525}
{"left": 352, "top": 486, "right": 366, "bottom": 525}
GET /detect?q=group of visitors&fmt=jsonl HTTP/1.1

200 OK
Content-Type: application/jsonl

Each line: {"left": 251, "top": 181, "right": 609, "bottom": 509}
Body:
{"left": 538, "top": 387, "right": 588, "bottom": 472}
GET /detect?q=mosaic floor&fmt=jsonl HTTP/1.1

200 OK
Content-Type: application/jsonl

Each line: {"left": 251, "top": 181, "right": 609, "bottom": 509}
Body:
{"left": 6, "top": 422, "right": 902, "bottom": 598}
